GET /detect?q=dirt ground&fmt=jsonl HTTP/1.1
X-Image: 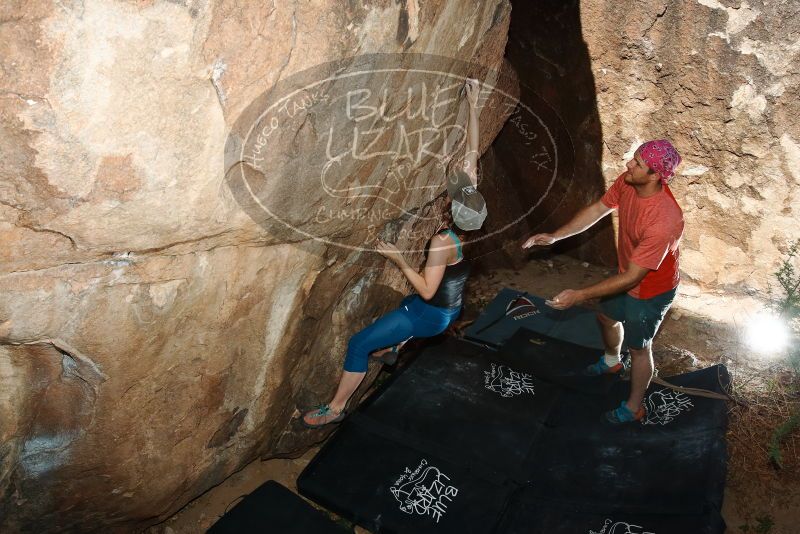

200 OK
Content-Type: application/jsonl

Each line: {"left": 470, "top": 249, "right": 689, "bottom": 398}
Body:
{"left": 152, "top": 255, "right": 800, "bottom": 534}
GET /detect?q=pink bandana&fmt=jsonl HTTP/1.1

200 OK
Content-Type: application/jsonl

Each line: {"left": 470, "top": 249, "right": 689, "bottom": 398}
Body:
{"left": 638, "top": 140, "right": 682, "bottom": 184}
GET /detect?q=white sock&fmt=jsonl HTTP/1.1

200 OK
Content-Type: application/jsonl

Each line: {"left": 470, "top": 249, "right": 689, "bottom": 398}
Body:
{"left": 603, "top": 353, "right": 621, "bottom": 366}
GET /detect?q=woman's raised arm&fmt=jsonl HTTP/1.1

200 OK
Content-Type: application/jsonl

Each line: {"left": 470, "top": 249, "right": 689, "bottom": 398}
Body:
{"left": 462, "top": 78, "right": 480, "bottom": 186}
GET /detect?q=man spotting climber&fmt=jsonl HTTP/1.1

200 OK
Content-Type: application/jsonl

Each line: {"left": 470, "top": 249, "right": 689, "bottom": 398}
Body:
{"left": 522, "top": 140, "right": 684, "bottom": 424}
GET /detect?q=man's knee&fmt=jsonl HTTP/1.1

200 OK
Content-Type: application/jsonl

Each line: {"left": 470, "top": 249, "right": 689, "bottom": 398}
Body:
{"left": 629, "top": 344, "right": 652, "bottom": 359}
{"left": 596, "top": 312, "right": 621, "bottom": 328}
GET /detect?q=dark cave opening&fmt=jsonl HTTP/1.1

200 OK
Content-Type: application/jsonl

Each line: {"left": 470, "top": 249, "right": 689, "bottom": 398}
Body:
{"left": 479, "top": 0, "right": 617, "bottom": 270}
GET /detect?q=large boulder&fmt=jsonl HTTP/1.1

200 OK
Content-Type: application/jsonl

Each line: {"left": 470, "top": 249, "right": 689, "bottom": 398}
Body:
{"left": 484, "top": 0, "right": 798, "bottom": 291}
{"left": 0, "top": 0, "right": 514, "bottom": 531}
{"left": 581, "top": 0, "right": 800, "bottom": 292}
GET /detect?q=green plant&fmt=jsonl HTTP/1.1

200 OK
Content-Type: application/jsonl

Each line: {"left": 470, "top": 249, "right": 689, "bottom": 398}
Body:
{"left": 754, "top": 515, "right": 775, "bottom": 534}
{"left": 739, "top": 514, "right": 775, "bottom": 534}
{"left": 769, "top": 410, "right": 800, "bottom": 468}
{"left": 767, "top": 239, "right": 800, "bottom": 468}
{"left": 772, "top": 239, "right": 800, "bottom": 317}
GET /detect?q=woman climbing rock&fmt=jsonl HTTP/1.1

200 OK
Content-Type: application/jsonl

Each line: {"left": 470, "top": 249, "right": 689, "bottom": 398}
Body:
{"left": 303, "top": 78, "right": 487, "bottom": 427}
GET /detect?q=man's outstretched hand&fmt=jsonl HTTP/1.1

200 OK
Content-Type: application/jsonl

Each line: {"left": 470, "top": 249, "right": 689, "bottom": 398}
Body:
{"left": 522, "top": 233, "right": 557, "bottom": 249}
{"left": 545, "top": 289, "right": 584, "bottom": 310}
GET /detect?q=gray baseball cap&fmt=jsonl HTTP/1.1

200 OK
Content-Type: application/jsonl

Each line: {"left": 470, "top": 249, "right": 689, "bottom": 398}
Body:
{"left": 446, "top": 169, "right": 487, "bottom": 231}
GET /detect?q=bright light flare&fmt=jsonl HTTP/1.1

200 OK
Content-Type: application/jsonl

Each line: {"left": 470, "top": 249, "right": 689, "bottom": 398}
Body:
{"left": 745, "top": 312, "right": 790, "bottom": 354}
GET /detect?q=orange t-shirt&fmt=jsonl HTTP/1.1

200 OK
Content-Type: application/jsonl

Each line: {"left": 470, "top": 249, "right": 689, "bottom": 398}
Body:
{"left": 601, "top": 173, "right": 684, "bottom": 299}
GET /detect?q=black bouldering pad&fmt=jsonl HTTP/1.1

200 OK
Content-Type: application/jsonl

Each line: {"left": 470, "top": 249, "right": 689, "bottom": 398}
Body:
{"left": 542, "top": 364, "right": 731, "bottom": 431}
{"left": 525, "top": 365, "right": 731, "bottom": 516}
{"left": 464, "top": 288, "right": 609, "bottom": 350}
{"left": 497, "top": 487, "right": 726, "bottom": 534}
{"left": 498, "top": 328, "right": 626, "bottom": 395}
{"left": 206, "top": 480, "right": 348, "bottom": 534}
{"left": 298, "top": 320, "right": 729, "bottom": 533}
{"left": 358, "top": 337, "right": 561, "bottom": 481}
{"left": 297, "top": 420, "right": 513, "bottom": 533}
{"left": 526, "top": 426, "right": 727, "bottom": 515}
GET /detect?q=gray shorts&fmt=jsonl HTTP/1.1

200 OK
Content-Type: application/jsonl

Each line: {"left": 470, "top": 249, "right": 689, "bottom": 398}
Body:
{"left": 598, "top": 288, "right": 677, "bottom": 349}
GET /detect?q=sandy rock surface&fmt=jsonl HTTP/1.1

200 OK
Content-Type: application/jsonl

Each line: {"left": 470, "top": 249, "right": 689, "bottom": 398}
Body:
{"left": 581, "top": 0, "right": 800, "bottom": 292}
{"left": 0, "top": 1, "right": 514, "bottom": 531}
{"left": 485, "top": 0, "right": 799, "bottom": 295}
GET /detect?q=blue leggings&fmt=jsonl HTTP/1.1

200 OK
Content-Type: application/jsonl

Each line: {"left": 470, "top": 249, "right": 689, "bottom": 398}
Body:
{"left": 343, "top": 295, "right": 461, "bottom": 372}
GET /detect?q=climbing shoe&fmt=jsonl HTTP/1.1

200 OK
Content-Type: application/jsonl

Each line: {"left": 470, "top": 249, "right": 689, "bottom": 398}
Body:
{"left": 371, "top": 345, "right": 399, "bottom": 366}
{"left": 584, "top": 356, "right": 624, "bottom": 376}
{"left": 379, "top": 345, "right": 399, "bottom": 366}
{"left": 604, "top": 401, "right": 646, "bottom": 424}
{"left": 301, "top": 405, "right": 345, "bottom": 428}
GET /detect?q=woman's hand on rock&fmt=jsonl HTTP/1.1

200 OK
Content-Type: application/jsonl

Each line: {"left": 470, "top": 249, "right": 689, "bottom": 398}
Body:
{"left": 465, "top": 78, "right": 479, "bottom": 107}
{"left": 376, "top": 241, "right": 404, "bottom": 264}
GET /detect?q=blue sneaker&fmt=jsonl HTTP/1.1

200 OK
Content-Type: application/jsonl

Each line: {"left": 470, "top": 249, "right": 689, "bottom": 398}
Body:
{"left": 604, "top": 401, "right": 646, "bottom": 424}
{"left": 584, "top": 356, "right": 624, "bottom": 376}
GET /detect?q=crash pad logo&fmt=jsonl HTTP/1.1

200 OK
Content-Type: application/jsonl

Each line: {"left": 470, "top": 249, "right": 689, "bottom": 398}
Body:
{"left": 484, "top": 363, "right": 535, "bottom": 397}
{"left": 506, "top": 295, "right": 540, "bottom": 321}
{"left": 389, "top": 459, "right": 459, "bottom": 524}
{"left": 224, "top": 53, "right": 566, "bottom": 260}
{"left": 642, "top": 388, "right": 693, "bottom": 426}
{"left": 589, "top": 518, "right": 655, "bottom": 534}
